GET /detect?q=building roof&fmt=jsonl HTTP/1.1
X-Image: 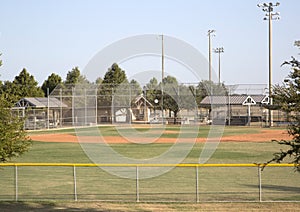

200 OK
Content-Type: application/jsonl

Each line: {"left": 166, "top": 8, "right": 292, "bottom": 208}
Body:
{"left": 134, "top": 94, "right": 153, "bottom": 108}
{"left": 200, "top": 95, "right": 269, "bottom": 106}
{"left": 14, "top": 97, "right": 68, "bottom": 108}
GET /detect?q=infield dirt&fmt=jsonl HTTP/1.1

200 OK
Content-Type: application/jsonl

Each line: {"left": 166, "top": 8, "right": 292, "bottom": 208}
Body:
{"left": 30, "top": 129, "right": 291, "bottom": 143}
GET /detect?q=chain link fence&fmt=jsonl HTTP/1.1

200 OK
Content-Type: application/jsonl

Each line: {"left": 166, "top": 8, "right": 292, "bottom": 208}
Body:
{"left": 0, "top": 163, "right": 299, "bottom": 202}
{"left": 13, "top": 83, "right": 294, "bottom": 130}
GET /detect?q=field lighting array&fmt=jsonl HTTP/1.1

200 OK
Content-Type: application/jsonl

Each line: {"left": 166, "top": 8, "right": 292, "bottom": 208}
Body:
{"left": 257, "top": 2, "right": 280, "bottom": 127}
{"left": 214, "top": 47, "right": 224, "bottom": 84}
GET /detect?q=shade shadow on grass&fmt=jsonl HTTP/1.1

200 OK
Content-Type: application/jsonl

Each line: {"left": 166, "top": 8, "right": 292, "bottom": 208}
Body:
{"left": 244, "top": 184, "right": 300, "bottom": 193}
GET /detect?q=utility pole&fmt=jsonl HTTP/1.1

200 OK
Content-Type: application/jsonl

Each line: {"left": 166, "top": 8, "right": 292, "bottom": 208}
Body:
{"left": 159, "top": 34, "right": 165, "bottom": 124}
{"left": 161, "top": 34, "right": 164, "bottom": 82}
{"left": 257, "top": 2, "right": 280, "bottom": 127}
{"left": 214, "top": 47, "right": 224, "bottom": 84}
{"left": 208, "top": 30, "right": 216, "bottom": 82}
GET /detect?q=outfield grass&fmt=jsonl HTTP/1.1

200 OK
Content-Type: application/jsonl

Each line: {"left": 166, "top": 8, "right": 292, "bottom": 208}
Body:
{"left": 1, "top": 126, "right": 299, "bottom": 203}
{"left": 28, "top": 125, "right": 265, "bottom": 138}
{"left": 12, "top": 140, "right": 285, "bottom": 164}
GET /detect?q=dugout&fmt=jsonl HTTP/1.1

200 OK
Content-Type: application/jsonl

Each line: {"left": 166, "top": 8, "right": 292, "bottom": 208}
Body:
{"left": 13, "top": 97, "right": 68, "bottom": 130}
{"left": 199, "top": 95, "right": 270, "bottom": 126}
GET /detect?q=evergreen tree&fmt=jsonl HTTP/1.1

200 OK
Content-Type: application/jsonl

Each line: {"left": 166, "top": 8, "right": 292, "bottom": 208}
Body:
{"left": 264, "top": 43, "right": 300, "bottom": 171}
{"left": 0, "top": 56, "right": 31, "bottom": 162}
{"left": 65, "top": 67, "right": 89, "bottom": 85}
{"left": 98, "top": 63, "right": 128, "bottom": 122}
{"left": 13, "top": 68, "right": 44, "bottom": 97}
{"left": 129, "top": 79, "right": 142, "bottom": 97}
{"left": 1, "top": 68, "right": 44, "bottom": 103}
{"left": 41, "top": 73, "right": 62, "bottom": 96}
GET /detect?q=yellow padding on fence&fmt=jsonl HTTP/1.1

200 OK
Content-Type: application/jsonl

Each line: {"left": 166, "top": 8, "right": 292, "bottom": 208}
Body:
{"left": 0, "top": 163, "right": 298, "bottom": 167}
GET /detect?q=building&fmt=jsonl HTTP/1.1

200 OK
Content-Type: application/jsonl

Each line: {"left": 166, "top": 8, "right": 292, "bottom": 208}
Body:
{"left": 199, "top": 95, "right": 269, "bottom": 126}
{"left": 13, "top": 97, "right": 68, "bottom": 130}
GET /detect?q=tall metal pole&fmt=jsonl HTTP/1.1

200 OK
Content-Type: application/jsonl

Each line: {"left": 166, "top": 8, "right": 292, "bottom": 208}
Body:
{"left": 268, "top": 10, "right": 273, "bottom": 127}
{"left": 160, "top": 34, "right": 165, "bottom": 124}
{"left": 214, "top": 47, "right": 224, "bottom": 84}
{"left": 208, "top": 30, "right": 215, "bottom": 81}
{"left": 60, "top": 88, "right": 62, "bottom": 128}
{"left": 218, "top": 50, "right": 221, "bottom": 84}
{"left": 257, "top": 2, "right": 280, "bottom": 127}
{"left": 161, "top": 34, "right": 164, "bottom": 82}
{"left": 72, "top": 87, "right": 75, "bottom": 126}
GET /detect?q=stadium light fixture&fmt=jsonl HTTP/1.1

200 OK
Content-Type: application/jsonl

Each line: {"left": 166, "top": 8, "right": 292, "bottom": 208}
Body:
{"left": 257, "top": 2, "right": 280, "bottom": 127}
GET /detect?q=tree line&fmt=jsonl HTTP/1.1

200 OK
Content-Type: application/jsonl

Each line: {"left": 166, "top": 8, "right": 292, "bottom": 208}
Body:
{"left": 0, "top": 62, "right": 227, "bottom": 114}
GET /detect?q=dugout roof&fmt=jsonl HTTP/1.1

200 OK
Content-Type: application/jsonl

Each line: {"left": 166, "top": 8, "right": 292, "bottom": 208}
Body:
{"left": 14, "top": 97, "right": 68, "bottom": 109}
{"left": 200, "top": 95, "right": 269, "bottom": 107}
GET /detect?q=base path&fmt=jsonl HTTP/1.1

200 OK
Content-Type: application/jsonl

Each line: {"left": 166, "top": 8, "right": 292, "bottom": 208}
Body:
{"left": 30, "top": 129, "right": 291, "bottom": 144}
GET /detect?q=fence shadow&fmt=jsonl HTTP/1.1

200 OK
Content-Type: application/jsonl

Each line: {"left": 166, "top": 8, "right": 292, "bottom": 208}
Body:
{"left": 0, "top": 201, "right": 104, "bottom": 212}
{"left": 244, "top": 184, "right": 300, "bottom": 193}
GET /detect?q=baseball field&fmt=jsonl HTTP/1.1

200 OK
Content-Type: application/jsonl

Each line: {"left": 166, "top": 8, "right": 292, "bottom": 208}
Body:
{"left": 1, "top": 125, "right": 300, "bottom": 211}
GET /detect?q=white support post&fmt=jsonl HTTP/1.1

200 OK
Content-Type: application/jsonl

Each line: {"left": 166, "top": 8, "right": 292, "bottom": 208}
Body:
{"left": 258, "top": 165, "right": 262, "bottom": 202}
{"left": 136, "top": 166, "right": 139, "bottom": 202}
{"left": 248, "top": 104, "right": 251, "bottom": 126}
{"left": 60, "top": 88, "right": 63, "bottom": 128}
{"left": 84, "top": 89, "right": 87, "bottom": 126}
{"left": 15, "top": 165, "right": 18, "bottom": 201}
{"left": 73, "top": 165, "right": 78, "bottom": 201}
{"left": 72, "top": 87, "right": 75, "bottom": 126}
{"left": 95, "top": 88, "right": 98, "bottom": 125}
{"left": 47, "top": 88, "right": 50, "bottom": 130}
{"left": 196, "top": 166, "right": 199, "bottom": 203}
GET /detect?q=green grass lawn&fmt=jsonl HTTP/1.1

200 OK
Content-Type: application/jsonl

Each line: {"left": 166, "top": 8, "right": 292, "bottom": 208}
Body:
{"left": 28, "top": 125, "right": 277, "bottom": 139}
{"left": 1, "top": 126, "right": 299, "bottom": 203}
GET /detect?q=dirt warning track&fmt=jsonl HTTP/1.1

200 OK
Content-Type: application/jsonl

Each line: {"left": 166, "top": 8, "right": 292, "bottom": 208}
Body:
{"left": 30, "top": 129, "right": 291, "bottom": 143}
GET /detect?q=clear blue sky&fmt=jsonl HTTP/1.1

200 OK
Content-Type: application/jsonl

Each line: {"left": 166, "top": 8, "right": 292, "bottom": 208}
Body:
{"left": 0, "top": 0, "right": 299, "bottom": 86}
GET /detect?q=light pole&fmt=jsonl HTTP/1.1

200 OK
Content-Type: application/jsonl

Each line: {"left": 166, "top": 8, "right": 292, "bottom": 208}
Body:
{"left": 161, "top": 34, "right": 165, "bottom": 82}
{"left": 158, "top": 34, "right": 165, "bottom": 123}
{"left": 214, "top": 47, "right": 224, "bottom": 84}
{"left": 257, "top": 2, "right": 280, "bottom": 127}
{"left": 208, "top": 30, "right": 216, "bottom": 82}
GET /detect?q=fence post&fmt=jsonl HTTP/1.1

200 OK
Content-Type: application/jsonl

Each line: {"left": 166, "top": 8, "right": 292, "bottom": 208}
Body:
{"left": 73, "top": 165, "right": 78, "bottom": 201}
{"left": 47, "top": 88, "right": 50, "bottom": 130}
{"left": 258, "top": 165, "right": 262, "bottom": 202}
{"left": 136, "top": 166, "right": 139, "bottom": 202}
{"left": 15, "top": 165, "right": 18, "bottom": 201}
{"left": 196, "top": 165, "right": 199, "bottom": 203}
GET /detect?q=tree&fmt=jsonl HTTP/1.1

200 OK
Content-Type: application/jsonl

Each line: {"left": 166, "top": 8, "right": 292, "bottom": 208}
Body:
{"left": 130, "top": 79, "right": 142, "bottom": 97}
{"left": 0, "top": 80, "right": 19, "bottom": 104}
{"left": 1, "top": 68, "right": 44, "bottom": 103}
{"left": 160, "top": 76, "right": 198, "bottom": 120}
{"left": 145, "top": 77, "right": 159, "bottom": 104}
{"left": 64, "top": 67, "right": 89, "bottom": 85}
{"left": 0, "top": 56, "right": 31, "bottom": 162}
{"left": 98, "top": 63, "right": 129, "bottom": 122}
{"left": 161, "top": 76, "right": 180, "bottom": 118}
{"left": 264, "top": 43, "right": 300, "bottom": 171}
{"left": 192, "top": 80, "right": 228, "bottom": 111}
{"left": 95, "top": 77, "right": 103, "bottom": 85}
{"left": 0, "top": 100, "right": 31, "bottom": 162}
{"left": 102, "top": 63, "right": 128, "bottom": 86}
{"left": 41, "top": 73, "right": 62, "bottom": 96}
{"left": 13, "top": 68, "right": 44, "bottom": 97}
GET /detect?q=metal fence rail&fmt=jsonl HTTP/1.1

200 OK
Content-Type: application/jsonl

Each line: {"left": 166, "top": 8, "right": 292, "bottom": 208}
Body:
{"left": 0, "top": 163, "right": 299, "bottom": 202}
